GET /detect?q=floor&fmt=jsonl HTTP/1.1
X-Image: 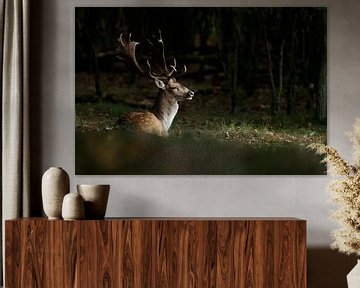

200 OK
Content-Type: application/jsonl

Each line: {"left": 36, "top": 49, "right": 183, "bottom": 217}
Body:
{"left": 308, "top": 248, "right": 357, "bottom": 287}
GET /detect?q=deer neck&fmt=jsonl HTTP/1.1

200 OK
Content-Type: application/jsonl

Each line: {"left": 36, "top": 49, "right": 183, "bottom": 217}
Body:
{"left": 151, "top": 90, "right": 179, "bottom": 132}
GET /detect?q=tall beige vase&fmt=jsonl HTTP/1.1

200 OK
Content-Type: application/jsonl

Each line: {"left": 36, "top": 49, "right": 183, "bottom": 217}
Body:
{"left": 42, "top": 167, "right": 70, "bottom": 219}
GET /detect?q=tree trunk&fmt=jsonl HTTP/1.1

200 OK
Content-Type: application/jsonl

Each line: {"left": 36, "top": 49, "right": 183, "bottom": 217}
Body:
{"left": 94, "top": 52, "right": 103, "bottom": 101}
{"left": 317, "top": 12, "right": 327, "bottom": 123}
{"left": 286, "top": 24, "right": 297, "bottom": 116}
{"left": 263, "top": 13, "right": 286, "bottom": 116}
{"left": 318, "top": 54, "right": 327, "bottom": 123}
{"left": 219, "top": 10, "right": 241, "bottom": 114}
{"left": 230, "top": 33, "right": 239, "bottom": 114}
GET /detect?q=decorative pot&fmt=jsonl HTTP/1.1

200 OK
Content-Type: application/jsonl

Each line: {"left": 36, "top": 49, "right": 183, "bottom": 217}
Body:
{"left": 77, "top": 184, "right": 110, "bottom": 219}
{"left": 42, "top": 167, "right": 70, "bottom": 219}
{"left": 347, "top": 259, "right": 360, "bottom": 287}
{"left": 62, "top": 192, "right": 85, "bottom": 220}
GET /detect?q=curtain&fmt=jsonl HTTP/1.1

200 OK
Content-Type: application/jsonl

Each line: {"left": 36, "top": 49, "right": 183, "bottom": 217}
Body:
{"left": 0, "top": 0, "right": 30, "bottom": 284}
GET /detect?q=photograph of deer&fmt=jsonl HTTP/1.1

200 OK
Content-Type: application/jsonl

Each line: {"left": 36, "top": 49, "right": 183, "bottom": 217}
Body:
{"left": 75, "top": 7, "right": 327, "bottom": 175}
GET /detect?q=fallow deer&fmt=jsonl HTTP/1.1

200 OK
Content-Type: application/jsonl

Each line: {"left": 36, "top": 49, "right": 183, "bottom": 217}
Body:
{"left": 115, "top": 31, "right": 194, "bottom": 136}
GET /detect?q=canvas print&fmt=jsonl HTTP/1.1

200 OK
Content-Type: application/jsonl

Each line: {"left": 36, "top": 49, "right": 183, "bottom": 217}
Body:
{"left": 75, "top": 7, "right": 327, "bottom": 175}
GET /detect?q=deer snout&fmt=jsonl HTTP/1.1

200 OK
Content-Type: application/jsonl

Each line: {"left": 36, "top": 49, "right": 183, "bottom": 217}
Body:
{"left": 186, "top": 90, "right": 195, "bottom": 100}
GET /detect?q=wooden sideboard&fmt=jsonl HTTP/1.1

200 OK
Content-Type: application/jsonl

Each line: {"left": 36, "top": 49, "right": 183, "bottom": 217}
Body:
{"left": 5, "top": 218, "right": 306, "bottom": 287}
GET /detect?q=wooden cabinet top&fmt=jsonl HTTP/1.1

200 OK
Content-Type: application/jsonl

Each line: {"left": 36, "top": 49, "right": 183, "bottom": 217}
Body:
{"left": 6, "top": 217, "right": 305, "bottom": 222}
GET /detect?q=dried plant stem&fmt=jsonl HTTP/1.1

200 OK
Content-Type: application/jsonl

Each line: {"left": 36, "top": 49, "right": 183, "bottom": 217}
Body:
{"left": 308, "top": 118, "right": 360, "bottom": 256}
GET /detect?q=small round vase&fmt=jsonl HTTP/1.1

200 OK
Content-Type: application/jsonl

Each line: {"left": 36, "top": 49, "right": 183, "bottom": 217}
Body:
{"left": 42, "top": 167, "right": 70, "bottom": 219}
{"left": 77, "top": 184, "right": 110, "bottom": 219}
{"left": 62, "top": 192, "right": 85, "bottom": 220}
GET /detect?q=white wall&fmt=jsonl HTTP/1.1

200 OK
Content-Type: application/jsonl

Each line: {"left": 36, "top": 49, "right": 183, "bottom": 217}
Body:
{"left": 33, "top": 0, "right": 360, "bottom": 247}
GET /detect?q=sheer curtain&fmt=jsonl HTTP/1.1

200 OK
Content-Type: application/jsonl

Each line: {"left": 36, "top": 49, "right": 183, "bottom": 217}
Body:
{"left": 0, "top": 0, "right": 30, "bottom": 284}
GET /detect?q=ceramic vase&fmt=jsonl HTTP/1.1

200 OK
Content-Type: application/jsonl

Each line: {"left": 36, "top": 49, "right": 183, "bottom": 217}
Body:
{"left": 42, "top": 167, "right": 70, "bottom": 219}
{"left": 62, "top": 192, "right": 85, "bottom": 220}
{"left": 347, "top": 259, "right": 360, "bottom": 287}
{"left": 77, "top": 184, "right": 110, "bottom": 219}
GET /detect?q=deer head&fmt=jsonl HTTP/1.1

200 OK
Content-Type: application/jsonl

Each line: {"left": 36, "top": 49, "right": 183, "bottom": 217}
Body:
{"left": 117, "top": 30, "right": 194, "bottom": 102}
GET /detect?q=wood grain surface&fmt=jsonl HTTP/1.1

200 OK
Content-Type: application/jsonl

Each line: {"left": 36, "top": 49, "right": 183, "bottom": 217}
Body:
{"left": 5, "top": 218, "right": 306, "bottom": 288}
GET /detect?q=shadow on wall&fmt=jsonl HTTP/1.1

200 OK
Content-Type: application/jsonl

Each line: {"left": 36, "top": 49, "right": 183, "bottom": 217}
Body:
{"left": 308, "top": 248, "right": 357, "bottom": 288}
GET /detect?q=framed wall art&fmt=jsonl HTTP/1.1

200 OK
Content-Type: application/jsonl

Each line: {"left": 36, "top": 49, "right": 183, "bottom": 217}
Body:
{"left": 75, "top": 7, "right": 327, "bottom": 175}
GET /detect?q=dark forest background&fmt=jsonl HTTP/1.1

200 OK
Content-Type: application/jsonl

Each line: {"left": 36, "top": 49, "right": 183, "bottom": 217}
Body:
{"left": 75, "top": 7, "right": 327, "bottom": 175}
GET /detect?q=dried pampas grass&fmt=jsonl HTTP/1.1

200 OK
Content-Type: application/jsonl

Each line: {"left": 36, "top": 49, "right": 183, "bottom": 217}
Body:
{"left": 309, "top": 118, "right": 360, "bottom": 256}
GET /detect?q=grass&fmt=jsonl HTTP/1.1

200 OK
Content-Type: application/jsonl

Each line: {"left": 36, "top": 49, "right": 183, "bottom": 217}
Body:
{"left": 75, "top": 100, "right": 325, "bottom": 149}
{"left": 75, "top": 72, "right": 325, "bottom": 147}
{"left": 171, "top": 114, "right": 325, "bottom": 148}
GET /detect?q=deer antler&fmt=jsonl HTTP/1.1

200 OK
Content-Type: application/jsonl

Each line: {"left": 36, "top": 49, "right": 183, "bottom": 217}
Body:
{"left": 117, "top": 33, "right": 146, "bottom": 75}
{"left": 147, "top": 30, "right": 181, "bottom": 79}
{"left": 117, "top": 30, "right": 187, "bottom": 80}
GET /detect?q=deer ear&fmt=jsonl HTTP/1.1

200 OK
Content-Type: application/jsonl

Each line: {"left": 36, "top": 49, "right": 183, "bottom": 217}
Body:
{"left": 154, "top": 78, "right": 165, "bottom": 90}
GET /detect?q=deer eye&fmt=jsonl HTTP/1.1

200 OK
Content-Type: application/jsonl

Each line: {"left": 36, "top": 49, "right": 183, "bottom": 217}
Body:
{"left": 171, "top": 87, "right": 179, "bottom": 91}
